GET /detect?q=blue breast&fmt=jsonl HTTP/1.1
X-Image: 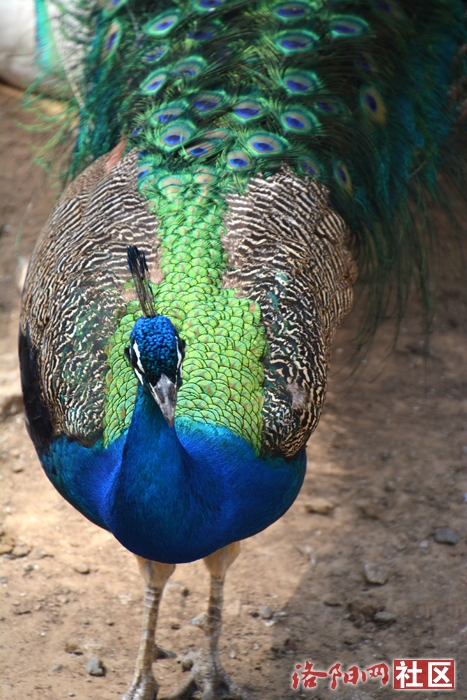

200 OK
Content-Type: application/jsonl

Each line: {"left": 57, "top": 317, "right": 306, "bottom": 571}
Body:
{"left": 41, "top": 387, "right": 306, "bottom": 563}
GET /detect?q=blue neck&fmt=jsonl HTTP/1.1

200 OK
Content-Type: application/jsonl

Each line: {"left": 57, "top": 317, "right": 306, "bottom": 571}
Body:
{"left": 43, "top": 386, "right": 306, "bottom": 563}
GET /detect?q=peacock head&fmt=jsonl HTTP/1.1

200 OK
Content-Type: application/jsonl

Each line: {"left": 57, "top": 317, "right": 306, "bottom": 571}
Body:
{"left": 126, "top": 316, "right": 185, "bottom": 426}
{"left": 125, "top": 245, "right": 185, "bottom": 426}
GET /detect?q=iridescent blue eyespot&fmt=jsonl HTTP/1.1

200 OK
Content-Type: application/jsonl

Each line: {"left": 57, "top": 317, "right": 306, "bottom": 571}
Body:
{"left": 280, "top": 109, "right": 318, "bottom": 132}
{"left": 137, "top": 166, "right": 151, "bottom": 179}
{"left": 334, "top": 161, "right": 352, "bottom": 194}
{"left": 247, "top": 133, "right": 286, "bottom": 155}
{"left": 103, "top": 21, "right": 122, "bottom": 57}
{"left": 172, "top": 57, "right": 205, "bottom": 78}
{"left": 195, "top": 0, "right": 224, "bottom": 9}
{"left": 151, "top": 104, "right": 186, "bottom": 125}
{"left": 131, "top": 126, "right": 143, "bottom": 137}
{"left": 275, "top": 30, "right": 316, "bottom": 53}
{"left": 314, "top": 99, "right": 344, "bottom": 116}
{"left": 233, "top": 100, "right": 263, "bottom": 121}
{"left": 283, "top": 70, "right": 321, "bottom": 94}
{"left": 273, "top": 2, "right": 309, "bottom": 19}
{"left": 360, "top": 86, "right": 386, "bottom": 123}
{"left": 227, "top": 150, "right": 251, "bottom": 169}
{"left": 145, "top": 11, "right": 180, "bottom": 37}
{"left": 192, "top": 92, "right": 224, "bottom": 112}
{"left": 159, "top": 122, "right": 195, "bottom": 150}
{"left": 329, "top": 15, "right": 368, "bottom": 38}
{"left": 186, "top": 141, "right": 213, "bottom": 157}
{"left": 140, "top": 71, "right": 167, "bottom": 93}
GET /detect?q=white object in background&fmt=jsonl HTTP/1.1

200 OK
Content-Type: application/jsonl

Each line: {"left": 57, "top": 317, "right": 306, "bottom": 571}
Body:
{"left": 0, "top": 0, "right": 37, "bottom": 88}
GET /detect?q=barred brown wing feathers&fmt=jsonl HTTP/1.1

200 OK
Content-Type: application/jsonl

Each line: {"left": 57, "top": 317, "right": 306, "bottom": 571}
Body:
{"left": 223, "top": 168, "right": 356, "bottom": 457}
{"left": 20, "top": 150, "right": 159, "bottom": 445}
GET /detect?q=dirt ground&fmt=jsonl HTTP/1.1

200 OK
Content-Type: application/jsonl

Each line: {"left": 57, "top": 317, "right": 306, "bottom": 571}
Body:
{"left": 1, "top": 83, "right": 467, "bottom": 700}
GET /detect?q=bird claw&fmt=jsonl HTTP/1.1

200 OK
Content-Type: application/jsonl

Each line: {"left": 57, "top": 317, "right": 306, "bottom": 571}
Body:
{"left": 121, "top": 671, "right": 159, "bottom": 700}
{"left": 161, "top": 652, "right": 254, "bottom": 700}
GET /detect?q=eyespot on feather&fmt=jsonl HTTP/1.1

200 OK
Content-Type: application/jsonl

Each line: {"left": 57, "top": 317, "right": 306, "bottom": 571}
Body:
{"left": 226, "top": 150, "right": 252, "bottom": 169}
{"left": 172, "top": 57, "right": 205, "bottom": 79}
{"left": 140, "top": 71, "right": 167, "bottom": 94}
{"left": 145, "top": 11, "right": 181, "bottom": 37}
{"left": 246, "top": 133, "right": 287, "bottom": 155}
{"left": 102, "top": 21, "right": 122, "bottom": 58}
{"left": 275, "top": 30, "right": 317, "bottom": 53}
{"left": 282, "top": 70, "right": 321, "bottom": 94}
{"left": 186, "top": 142, "right": 214, "bottom": 158}
{"left": 232, "top": 100, "right": 264, "bottom": 121}
{"left": 361, "top": 86, "right": 386, "bottom": 124}
{"left": 151, "top": 103, "right": 187, "bottom": 125}
{"left": 329, "top": 15, "right": 368, "bottom": 38}
{"left": 334, "top": 161, "right": 353, "bottom": 195}
{"left": 159, "top": 121, "right": 196, "bottom": 150}
{"left": 191, "top": 92, "right": 225, "bottom": 112}
{"left": 272, "top": 2, "right": 312, "bottom": 21}
{"left": 280, "top": 109, "right": 318, "bottom": 132}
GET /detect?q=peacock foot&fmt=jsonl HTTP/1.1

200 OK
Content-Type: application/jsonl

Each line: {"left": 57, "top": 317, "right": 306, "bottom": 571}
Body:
{"left": 162, "top": 652, "right": 255, "bottom": 700}
{"left": 121, "top": 670, "right": 159, "bottom": 700}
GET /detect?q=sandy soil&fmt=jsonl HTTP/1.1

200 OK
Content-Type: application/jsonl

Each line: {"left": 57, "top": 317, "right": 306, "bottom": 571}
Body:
{"left": 1, "top": 84, "right": 467, "bottom": 700}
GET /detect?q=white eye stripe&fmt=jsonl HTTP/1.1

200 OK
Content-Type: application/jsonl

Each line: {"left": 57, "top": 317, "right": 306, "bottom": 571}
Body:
{"left": 132, "top": 341, "right": 145, "bottom": 374}
{"left": 134, "top": 368, "right": 144, "bottom": 386}
{"left": 176, "top": 344, "right": 183, "bottom": 369}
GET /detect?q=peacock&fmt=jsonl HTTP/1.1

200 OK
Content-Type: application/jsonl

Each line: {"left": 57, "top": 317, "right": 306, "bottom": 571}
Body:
{"left": 19, "top": 0, "right": 466, "bottom": 698}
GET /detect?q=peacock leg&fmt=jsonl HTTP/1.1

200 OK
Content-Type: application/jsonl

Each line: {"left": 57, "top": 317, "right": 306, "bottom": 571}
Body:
{"left": 163, "top": 541, "right": 253, "bottom": 700}
{"left": 122, "top": 556, "right": 175, "bottom": 700}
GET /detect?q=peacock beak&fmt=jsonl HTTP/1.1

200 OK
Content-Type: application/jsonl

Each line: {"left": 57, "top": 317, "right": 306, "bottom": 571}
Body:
{"left": 150, "top": 374, "right": 177, "bottom": 426}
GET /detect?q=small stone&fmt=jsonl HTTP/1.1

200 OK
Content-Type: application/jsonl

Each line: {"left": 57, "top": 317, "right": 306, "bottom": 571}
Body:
{"left": 364, "top": 563, "right": 389, "bottom": 586}
{"left": 323, "top": 595, "right": 342, "bottom": 607}
{"left": 419, "top": 540, "right": 429, "bottom": 549}
{"left": 434, "top": 527, "right": 459, "bottom": 545}
{"left": 171, "top": 622, "right": 181, "bottom": 630}
{"left": 180, "top": 650, "right": 198, "bottom": 672}
{"left": 304, "top": 498, "right": 336, "bottom": 515}
{"left": 385, "top": 480, "right": 396, "bottom": 492}
{"left": 259, "top": 606, "right": 274, "bottom": 620}
{"left": 34, "top": 548, "right": 53, "bottom": 559}
{"left": 51, "top": 664, "right": 63, "bottom": 672}
{"left": 374, "top": 610, "right": 397, "bottom": 624}
{"left": 13, "top": 602, "right": 31, "bottom": 615}
{"left": 0, "top": 537, "right": 15, "bottom": 555}
{"left": 229, "top": 649, "right": 237, "bottom": 659}
{"left": 65, "top": 641, "right": 84, "bottom": 655}
{"left": 11, "top": 543, "right": 31, "bottom": 558}
{"left": 73, "top": 563, "right": 90, "bottom": 575}
{"left": 11, "top": 463, "right": 24, "bottom": 473}
{"left": 181, "top": 586, "right": 190, "bottom": 597}
{"left": 85, "top": 655, "right": 105, "bottom": 677}
{"left": 247, "top": 607, "right": 259, "bottom": 618}
{"left": 105, "top": 619, "right": 114, "bottom": 626}
{"left": 190, "top": 614, "right": 206, "bottom": 628}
